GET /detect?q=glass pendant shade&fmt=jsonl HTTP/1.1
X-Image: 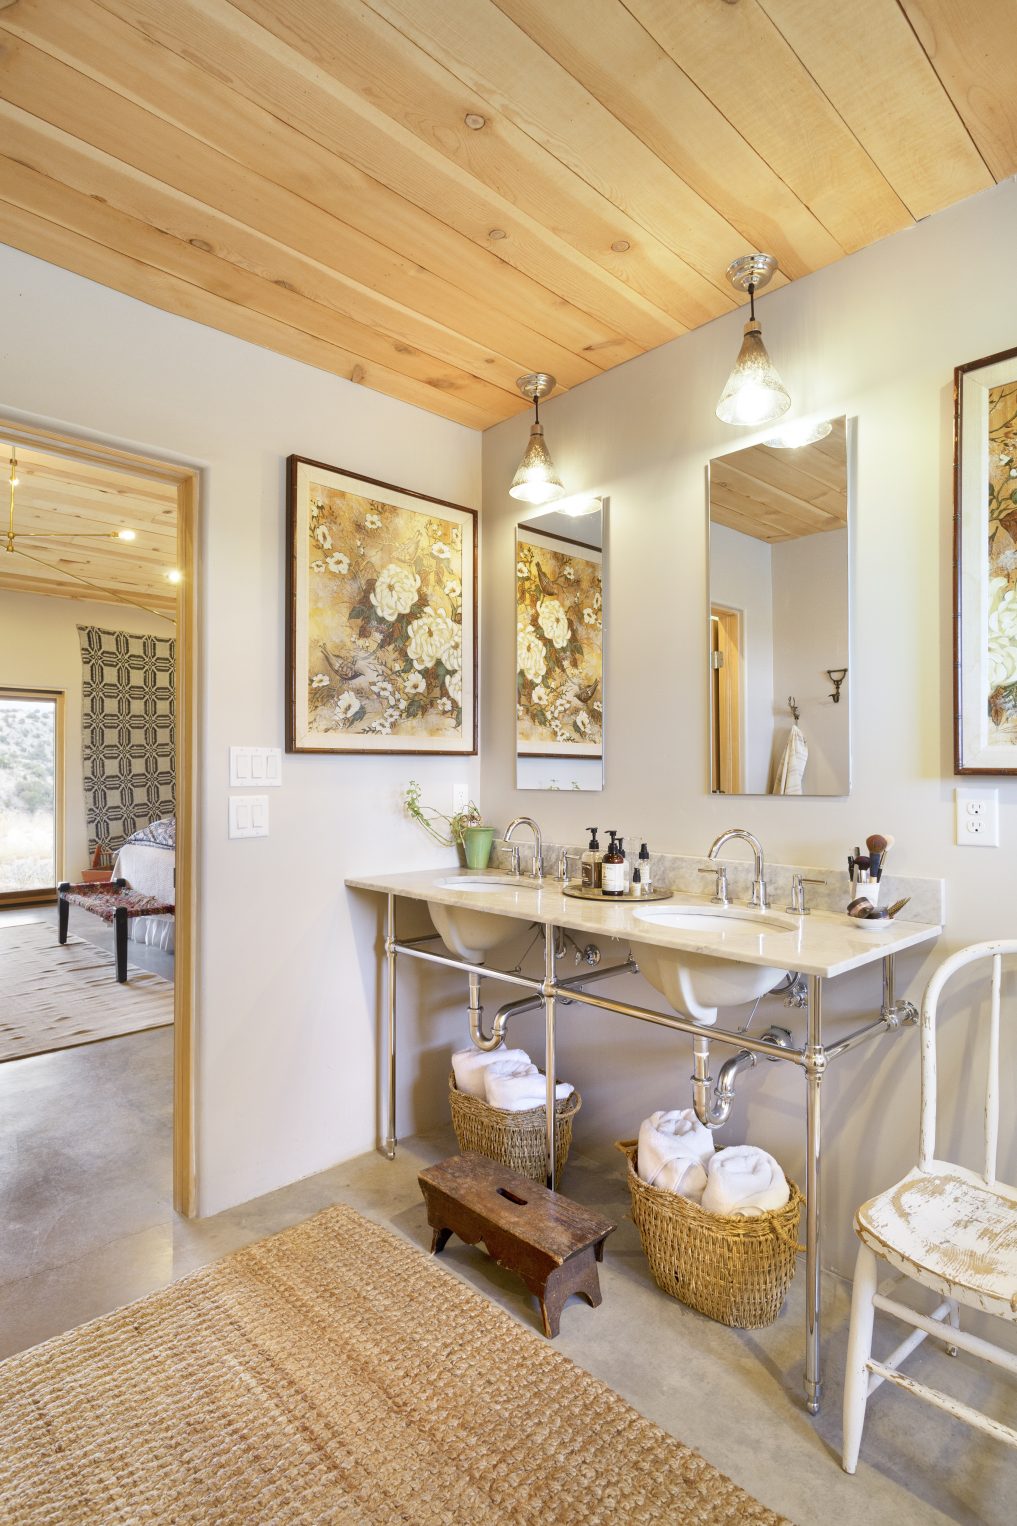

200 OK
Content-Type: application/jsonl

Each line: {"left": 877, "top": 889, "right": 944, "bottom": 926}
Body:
{"left": 762, "top": 417, "right": 832, "bottom": 449}
{"left": 716, "top": 320, "right": 791, "bottom": 427}
{"left": 509, "top": 421, "right": 565, "bottom": 505}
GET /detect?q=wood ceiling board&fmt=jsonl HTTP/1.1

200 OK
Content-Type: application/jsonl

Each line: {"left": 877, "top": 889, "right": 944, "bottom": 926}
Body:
{"left": 0, "top": 197, "right": 509, "bottom": 429}
{"left": 363, "top": 0, "right": 797, "bottom": 290}
{"left": 11, "top": 0, "right": 611, "bottom": 388}
{"left": 1, "top": 442, "right": 179, "bottom": 611}
{"left": 709, "top": 505, "right": 788, "bottom": 543}
{"left": 709, "top": 466, "right": 845, "bottom": 539}
{"left": 724, "top": 448, "right": 849, "bottom": 518}
{"left": 224, "top": 0, "right": 707, "bottom": 337}
{"left": 898, "top": 0, "right": 1017, "bottom": 180}
{"left": 755, "top": 0, "right": 992, "bottom": 217}
{"left": 0, "top": 122, "right": 521, "bottom": 425}
{"left": 94, "top": 0, "right": 680, "bottom": 353}
{"left": 491, "top": 0, "right": 844, "bottom": 281}
{"left": 624, "top": 0, "right": 914, "bottom": 252}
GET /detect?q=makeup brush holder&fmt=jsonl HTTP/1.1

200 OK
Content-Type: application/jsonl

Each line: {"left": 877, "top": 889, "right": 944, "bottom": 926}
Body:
{"left": 851, "top": 878, "right": 880, "bottom": 907}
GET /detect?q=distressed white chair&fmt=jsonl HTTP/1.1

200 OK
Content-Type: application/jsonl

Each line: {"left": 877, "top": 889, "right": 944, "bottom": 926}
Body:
{"left": 842, "top": 940, "right": 1017, "bottom": 1473}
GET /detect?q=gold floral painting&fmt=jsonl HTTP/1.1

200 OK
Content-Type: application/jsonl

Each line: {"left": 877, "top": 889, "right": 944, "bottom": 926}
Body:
{"left": 287, "top": 458, "right": 476, "bottom": 754}
{"left": 986, "top": 380, "right": 1017, "bottom": 742}
{"left": 516, "top": 527, "right": 602, "bottom": 758}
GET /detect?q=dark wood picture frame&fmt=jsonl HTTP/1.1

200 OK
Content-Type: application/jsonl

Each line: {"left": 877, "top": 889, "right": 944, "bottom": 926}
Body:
{"left": 286, "top": 456, "right": 478, "bottom": 756}
{"left": 954, "top": 345, "right": 1017, "bottom": 774}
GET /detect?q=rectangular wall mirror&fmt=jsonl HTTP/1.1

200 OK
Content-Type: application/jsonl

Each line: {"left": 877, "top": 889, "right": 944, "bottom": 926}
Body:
{"left": 515, "top": 499, "right": 605, "bottom": 791}
{"left": 708, "top": 420, "right": 851, "bottom": 796}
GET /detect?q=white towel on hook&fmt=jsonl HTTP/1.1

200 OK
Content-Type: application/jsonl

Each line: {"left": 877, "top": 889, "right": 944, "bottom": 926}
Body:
{"left": 451, "top": 1046, "right": 532, "bottom": 1099}
{"left": 773, "top": 724, "right": 808, "bottom": 795}
{"left": 637, "top": 1109, "right": 715, "bottom": 1202}
{"left": 701, "top": 1145, "right": 790, "bottom": 1217}
{"left": 483, "top": 1059, "right": 574, "bottom": 1112}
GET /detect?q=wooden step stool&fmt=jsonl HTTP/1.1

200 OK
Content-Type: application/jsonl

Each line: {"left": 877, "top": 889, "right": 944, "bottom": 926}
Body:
{"left": 418, "top": 1152, "right": 615, "bottom": 1337}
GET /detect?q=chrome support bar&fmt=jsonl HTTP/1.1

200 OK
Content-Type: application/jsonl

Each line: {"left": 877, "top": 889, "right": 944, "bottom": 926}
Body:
{"left": 569, "top": 986, "right": 807, "bottom": 1063}
{"left": 384, "top": 893, "right": 397, "bottom": 1161}
{"left": 804, "top": 974, "right": 825, "bottom": 1415}
{"left": 391, "top": 939, "right": 542, "bottom": 991}
{"left": 543, "top": 921, "right": 557, "bottom": 1190}
{"left": 488, "top": 959, "right": 638, "bottom": 1036}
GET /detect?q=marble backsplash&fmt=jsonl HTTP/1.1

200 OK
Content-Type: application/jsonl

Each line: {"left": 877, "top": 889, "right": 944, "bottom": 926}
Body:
{"left": 490, "top": 840, "right": 945, "bottom": 926}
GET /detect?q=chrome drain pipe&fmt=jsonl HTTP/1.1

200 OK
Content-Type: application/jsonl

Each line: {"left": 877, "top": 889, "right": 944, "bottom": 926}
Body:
{"left": 692, "top": 1026, "right": 794, "bottom": 1128}
{"left": 469, "top": 958, "right": 637, "bottom": 1050}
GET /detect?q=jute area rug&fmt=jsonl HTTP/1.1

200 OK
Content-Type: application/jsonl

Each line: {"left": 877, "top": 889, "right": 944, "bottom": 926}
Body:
{"left": 0, "top": 1205, "right": 787, "bottom": 1525}
{"left": 0, "top": 921, "right": 172, "bottom": 1064}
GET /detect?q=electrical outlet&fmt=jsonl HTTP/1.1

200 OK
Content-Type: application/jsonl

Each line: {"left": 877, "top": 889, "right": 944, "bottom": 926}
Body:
{"left": 955, "top": 787, "right": 999, "bottom": 847}
{"left": 452, "top": 782, "right": 469, "bottom": 815}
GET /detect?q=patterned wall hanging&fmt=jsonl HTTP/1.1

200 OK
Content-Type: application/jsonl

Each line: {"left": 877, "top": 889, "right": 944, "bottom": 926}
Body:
{"left": 77, "top": 625, "right": 176, "bottom": 856}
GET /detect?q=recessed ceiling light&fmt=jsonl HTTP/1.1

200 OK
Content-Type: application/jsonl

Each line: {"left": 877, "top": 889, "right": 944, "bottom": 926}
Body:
{"left": 488, "top": 228, "right": 507, "bottom": 240}
{"left": 611, "top": 240, "right": 630, "bottom": 253}
{"left": 116, "top": 528, "right": 137, "bottom": 541}
{"left": 464, "top": 112, "right": 486, "bottom": 130}
{"left": 166, "top": 568, "right": 183, "bottom": 584}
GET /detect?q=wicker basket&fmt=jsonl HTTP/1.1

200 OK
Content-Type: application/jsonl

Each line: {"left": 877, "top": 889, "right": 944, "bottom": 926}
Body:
{"left": 448, "top": 1073, "right": 581, "bottom": 1184}
{"left": 616, "top": 1140, "right": 803, "bottom": 1329}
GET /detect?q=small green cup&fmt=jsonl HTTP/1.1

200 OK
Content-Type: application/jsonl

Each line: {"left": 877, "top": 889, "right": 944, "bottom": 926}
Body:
{"left": 462, "top": 826, "right": 495, "bottom": 870}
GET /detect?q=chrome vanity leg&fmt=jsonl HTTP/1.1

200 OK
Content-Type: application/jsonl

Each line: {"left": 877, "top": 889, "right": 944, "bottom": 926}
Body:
{"left": 543, "top": 922, "right": 558, "bottom": 1191}
{"left": 804, "top": 973, "right": 826, "bottom": 1415}
{"left": 384, "top": 892, "right": 397, "bottom": 1160}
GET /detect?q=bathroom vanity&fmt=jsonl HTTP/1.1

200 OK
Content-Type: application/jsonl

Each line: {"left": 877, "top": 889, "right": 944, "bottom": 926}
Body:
{"left": 346, "top": 864, "right": 942, "bottom": 1416}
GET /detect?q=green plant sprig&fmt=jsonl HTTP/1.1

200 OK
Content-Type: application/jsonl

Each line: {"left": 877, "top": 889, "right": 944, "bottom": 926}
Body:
{"left": 403, "top": 779, "right": 482, "bottom": 847}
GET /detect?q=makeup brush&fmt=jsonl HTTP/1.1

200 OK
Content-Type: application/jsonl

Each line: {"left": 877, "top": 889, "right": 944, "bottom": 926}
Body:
{"left": 866, "top": 834, "right": 894, "bottom": 880}
{"left": 886, "top": 897, "right": 911, "bottom": 920}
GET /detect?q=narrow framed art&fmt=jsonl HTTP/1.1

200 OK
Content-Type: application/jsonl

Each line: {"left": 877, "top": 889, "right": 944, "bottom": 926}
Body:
{"left": 286, "top": 457, "right": 477, "bottom": 754}
{"left": 515, "top": 524, "right": 603, "bottom": 761}
{"left": 955, "top": 346, "right": 1017, "bottom": 774}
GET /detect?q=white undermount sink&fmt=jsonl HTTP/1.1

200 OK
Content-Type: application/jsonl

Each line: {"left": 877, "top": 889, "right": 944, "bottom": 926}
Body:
{"left": 629, "top": 902, "right": 798, "bottom": 1026}
{"left": 427, "top": 875, "right": 537, "bottom": 962}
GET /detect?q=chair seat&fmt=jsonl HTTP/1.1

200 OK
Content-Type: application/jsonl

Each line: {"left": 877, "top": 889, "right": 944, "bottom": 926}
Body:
{"left": 857, "top": 1165, "right": 1017, "bottom": 1319}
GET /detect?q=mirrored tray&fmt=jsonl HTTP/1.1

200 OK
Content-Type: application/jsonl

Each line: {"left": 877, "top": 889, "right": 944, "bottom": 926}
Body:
{"left": 562, "top": 883, "right": 673, "bottom": 903}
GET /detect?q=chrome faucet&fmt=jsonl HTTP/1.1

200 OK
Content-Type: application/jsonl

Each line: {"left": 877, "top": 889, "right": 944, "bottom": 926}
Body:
{"left": 503, "top": 816, "right": 543, "bottom": 881}
{"left": 708, "top": 828, "right": 768, "bottom": 910}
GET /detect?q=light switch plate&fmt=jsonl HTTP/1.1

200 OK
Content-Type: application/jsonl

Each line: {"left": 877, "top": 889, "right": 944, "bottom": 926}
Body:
{"left": 229, "top": 794, "right": 269, "bottom": 839}
{"left": 954, "top": 786, "right": 999, "bottom": 847}
{"left": 230, "top": 746, "right": 282, "bottom": 787}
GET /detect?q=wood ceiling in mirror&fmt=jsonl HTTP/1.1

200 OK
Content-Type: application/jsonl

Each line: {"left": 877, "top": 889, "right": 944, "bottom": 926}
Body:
{"left": 710, "top": 418, "right": 847, "bottom": 543}
{"left": 0, "top": 1, "right": 1009, "bottom": 428}
{"left": 0, "top": 444, "right": 178, "bottom": 610}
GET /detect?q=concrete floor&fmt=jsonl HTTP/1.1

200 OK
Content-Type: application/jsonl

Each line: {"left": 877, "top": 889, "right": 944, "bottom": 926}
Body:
{"left": 0, "top": 1024, "right": 1015, "bottom": 1524}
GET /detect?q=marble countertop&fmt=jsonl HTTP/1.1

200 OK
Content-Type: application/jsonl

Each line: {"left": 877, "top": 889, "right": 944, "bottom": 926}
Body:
{"left": 344, "top": 868, "right": 942, "bottom": 979}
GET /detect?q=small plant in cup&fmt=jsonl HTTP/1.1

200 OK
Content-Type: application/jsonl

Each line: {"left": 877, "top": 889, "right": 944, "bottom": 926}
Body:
{"left": 403, "top": 780, "right": 482, "bottom": 847}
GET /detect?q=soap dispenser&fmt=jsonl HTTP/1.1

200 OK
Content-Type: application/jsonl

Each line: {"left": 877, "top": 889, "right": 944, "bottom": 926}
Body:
{"left": 582, "top": 827, "right": 603, "bottom": 890}
{"left": 638, "top": 841, "right": 652, "bottom": 894}
{"left": 602, "top": 831, "right": 626, "bottom": 897}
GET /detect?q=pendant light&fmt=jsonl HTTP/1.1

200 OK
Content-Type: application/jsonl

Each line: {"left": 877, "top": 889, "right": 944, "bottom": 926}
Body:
{"left": 715, "top": 254, "right": 790, "bottom": 428}
{"left": 509, "top": 373, "right": 565, "bottom": 505}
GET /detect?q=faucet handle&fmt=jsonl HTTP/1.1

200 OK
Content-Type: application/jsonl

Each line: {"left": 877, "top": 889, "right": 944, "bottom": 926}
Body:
{"left": 557, "top": 848, "right": 582, "bottom": 884}
{"left": 498, "top": 842, "right": 520, "bottom": 876}
{"left": 786, "top": 873, "right": 826, "bottom": 916}
{"left": 699, "top": 865, "right": 729, "bottom": 905}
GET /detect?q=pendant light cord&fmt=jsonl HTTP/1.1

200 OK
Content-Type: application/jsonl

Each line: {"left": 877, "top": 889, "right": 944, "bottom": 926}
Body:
{"left": 533, "top": 393, "right": 540, "bottom": 426}
{"left": 748, "top": 281, "right": 756, "bottom": 321}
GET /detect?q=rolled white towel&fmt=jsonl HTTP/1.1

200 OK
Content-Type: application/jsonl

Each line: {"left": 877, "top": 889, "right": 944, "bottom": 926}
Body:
{"left": 701, "top": 1145, "right": 790, "bottom": 1217}
{"left": 451, "top": 1046, "right": 531, "bottom": 1099}
{"left": 483, "top": 1059, "right": 574, "bottom": 1112}
{"left": 637, "top": 1109, "right": 715, "bottom": 1201}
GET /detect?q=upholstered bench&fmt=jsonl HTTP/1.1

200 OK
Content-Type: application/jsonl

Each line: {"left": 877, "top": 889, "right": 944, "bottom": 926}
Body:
{"left": 57, "top": 880, "right": 175, "bottom": 983}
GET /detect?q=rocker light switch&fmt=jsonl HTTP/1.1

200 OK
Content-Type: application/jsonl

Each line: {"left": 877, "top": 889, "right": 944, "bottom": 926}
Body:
{"left": 229, "top": 794, "right": 269, "bottom": 839}
{"left": 230, "top": 746, "right": 282, "bottom": 787}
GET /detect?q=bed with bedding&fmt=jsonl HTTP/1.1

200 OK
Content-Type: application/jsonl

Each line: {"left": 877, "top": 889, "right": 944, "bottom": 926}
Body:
{"left": 111, "top": 817, "right": 176, "bottom": 954}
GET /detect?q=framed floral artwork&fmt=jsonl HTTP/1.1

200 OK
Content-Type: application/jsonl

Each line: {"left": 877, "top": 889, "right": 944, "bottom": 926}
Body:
{"left": 515, "top": 525, "right": 603, "bottom": 759}
{"left": 955, "top": 346, "right": 1017, "bottom": 773}
{"left": 286, "top": 457, "right": 477, "bottom": 754}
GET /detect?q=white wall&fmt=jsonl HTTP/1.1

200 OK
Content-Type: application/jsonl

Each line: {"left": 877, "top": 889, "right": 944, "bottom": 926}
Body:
{"left": 770, "top": 528, "right": 849, "bottom": 795}
{"left": 0, "top": 244, "right": 481, "bottom": 1215}
{"left": 708, "top": 521, "right": 774, "bottom": 791}
{"left": 480, "top": 179, "right": 1017, "bottom": 1274}
{"left": 0, "top": 590, "right": 173, "bottom": 878}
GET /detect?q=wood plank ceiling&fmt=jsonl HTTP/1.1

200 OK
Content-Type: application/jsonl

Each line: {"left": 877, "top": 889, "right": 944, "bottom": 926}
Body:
{"left": 710, "top": 417, "right": 847, "bottom": 542}
{"left": 1, "top": 443, "right": 179, "bottom": 611}
{"left": 0, "top": 1, "right": 1011, "bottom": 429}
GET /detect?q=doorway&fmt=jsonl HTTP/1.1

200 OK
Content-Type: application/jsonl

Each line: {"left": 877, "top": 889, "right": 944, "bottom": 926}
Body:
{"left": 0, "top": 419, "right": 197, "bottom": 1216}
{"left": 710, "top": 605, "right": 743, "bottom": 795}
